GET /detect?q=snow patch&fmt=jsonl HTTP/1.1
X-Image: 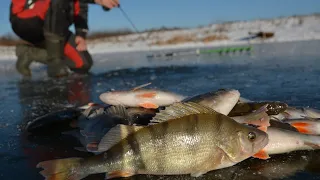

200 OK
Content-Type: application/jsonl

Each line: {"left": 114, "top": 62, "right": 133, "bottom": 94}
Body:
{"left": 0, "top": 15, "right": 320, "bottom": 61}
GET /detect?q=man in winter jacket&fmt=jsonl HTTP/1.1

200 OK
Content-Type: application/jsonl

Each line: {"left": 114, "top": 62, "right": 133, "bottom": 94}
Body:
{"left": 9, "top": 0, "right": 119, "bottom": 77}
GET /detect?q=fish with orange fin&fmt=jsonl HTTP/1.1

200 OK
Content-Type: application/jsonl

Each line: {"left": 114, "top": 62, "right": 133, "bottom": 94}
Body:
{"left": 231, "top": 105, "right": 271, "bottom": 160}
{"left": 36, "top": 102, "right": 268, "bottom": 180}
{"left": 231, "top": 104, "right": 270, "bottom": 133}
{"left": 71, "top": 89, "right": 242, "bottom": 154}
{"left": 99, "top": 84, "right": 186, "bottom": 109}
{"left": 282, "top": 118, "right": 320, "bottom": 135}
{"left": 251, "top": 126, "right": 320, "bottom": 160}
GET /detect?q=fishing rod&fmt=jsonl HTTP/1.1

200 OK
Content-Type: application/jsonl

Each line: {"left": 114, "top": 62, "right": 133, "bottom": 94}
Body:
{"left": 102, "top": 2, "right": 151, "bottom": 53}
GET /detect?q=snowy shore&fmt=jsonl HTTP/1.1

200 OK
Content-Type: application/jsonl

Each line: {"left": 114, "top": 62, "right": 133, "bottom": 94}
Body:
{"left": 0, "top": 14, "right": 320, "bottom": 61}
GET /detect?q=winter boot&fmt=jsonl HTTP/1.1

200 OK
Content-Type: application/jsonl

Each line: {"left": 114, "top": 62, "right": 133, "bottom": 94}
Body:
{"left": 44, "top": 31, "right": 69, "bottom": 78}
{"left": 15, "top": 44, "right": 48, "bottom": 77}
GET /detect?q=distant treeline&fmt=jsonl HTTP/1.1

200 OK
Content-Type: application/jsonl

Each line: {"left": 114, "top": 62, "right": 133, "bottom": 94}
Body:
{"left": 0, "top": 26, "right": 183, "bottom": 46}
{"left": 0, "top": 12, "right": 319, "bottom": 46}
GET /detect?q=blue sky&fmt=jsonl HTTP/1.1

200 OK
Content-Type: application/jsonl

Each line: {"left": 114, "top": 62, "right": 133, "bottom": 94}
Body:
{"left": 0, "top": 0, "right": 319, "bottom": 36}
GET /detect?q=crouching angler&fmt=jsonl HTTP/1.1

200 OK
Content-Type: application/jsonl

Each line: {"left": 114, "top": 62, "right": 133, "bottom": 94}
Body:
{"left": 9, "top": 0, "right": 119, "bottom": 77}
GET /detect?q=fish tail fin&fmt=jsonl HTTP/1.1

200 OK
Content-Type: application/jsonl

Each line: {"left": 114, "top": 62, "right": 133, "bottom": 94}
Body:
{"left": 245, "top": 104, "right": 270, "bottom": 130}
{"left": 37, "top": 157, "right": 87, "bottom": 180}
{"left": 131, "top": 82, "right": 152, "bottom": 91}
{"left": 290, "top": 122, "right": 314, "bottom": 135}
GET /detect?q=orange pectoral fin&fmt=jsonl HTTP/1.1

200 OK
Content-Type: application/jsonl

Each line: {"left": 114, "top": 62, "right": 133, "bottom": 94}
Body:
{"left": 290, "top": 122, "right": 310, "bottom": 134}
{"left": 139, "top": 102, "right": 159, "bottom": 109}
{"left": 252, "top": 149, "right": 270, "bottom": 160}
{"left": 136, "top": 92, "right": 157, "bottom": 98}
{"left": 258, "top": 126, "right": 268, "bottom": 132}
{"left": 106, "top": 171, "right": 135, "bottom": 179}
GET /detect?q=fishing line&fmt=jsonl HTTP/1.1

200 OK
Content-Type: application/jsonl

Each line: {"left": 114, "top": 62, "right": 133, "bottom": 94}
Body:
{"left": 117, "top": 5, "right": 140, "bottom": 34}
{"left": 102, "top": 3, "right": 153, "bottom": 88}
{"left": 103, "top": 2, "right": 152, "bottom": 56}
{"left": 102, "top": 4, "right": 141, "bottom": 34}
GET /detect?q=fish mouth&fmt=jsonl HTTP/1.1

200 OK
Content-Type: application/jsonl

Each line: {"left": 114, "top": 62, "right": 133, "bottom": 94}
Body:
{"left": 99, "top": 93, "right": 121, "bottom": 105}
{"left": 221, "top": 89, "right": 240, "bottom": 99}
{"left": 215, "top": 89, "right": 240, "bottom": 99}
{"left": 217, "top": 89, "right": 239, "bottom": 94}
{"left": 227, "top": 90, "right": 240, "bottom": 100}
{"left": 229, "top": 89, "right": 240, "bottom": 96}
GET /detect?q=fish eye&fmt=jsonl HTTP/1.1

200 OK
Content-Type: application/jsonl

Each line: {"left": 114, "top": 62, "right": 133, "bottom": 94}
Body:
{"left": 248, "top": 132, "right": 256, "bottom": 141}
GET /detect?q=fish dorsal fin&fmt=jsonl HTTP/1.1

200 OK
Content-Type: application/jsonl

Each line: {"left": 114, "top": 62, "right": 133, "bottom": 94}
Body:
{"left": 80, "top": 103, "right": 105, "bottom": 120}
{"left": 88, "top": 107, "right": 105, "bottom": 118}
{"left": 105, "top": 105, "right": 128, "bottom": 118}
{"left": 82, "top": 106, "right": 94, "bottom": 117}
{"left": 131, "top": 82, "right": 152, "bottom": 91}
{"left": 149, "top": 102, "right": 217, "bottom": 124}
{"left": 105, "top": 105, "right": 134, "bottom": 125}
{"left": 98, "top": 124, "right": 144, "bottom": 152}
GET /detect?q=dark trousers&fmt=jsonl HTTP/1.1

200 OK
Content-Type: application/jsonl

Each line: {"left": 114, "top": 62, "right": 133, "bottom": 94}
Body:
{"left": 10, "top": 0, "right": 93, "bottom": 73}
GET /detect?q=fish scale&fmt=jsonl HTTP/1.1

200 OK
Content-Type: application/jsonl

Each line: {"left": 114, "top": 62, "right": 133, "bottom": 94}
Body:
{"left": 133, "top": 123, "right": 217, "bottom": 174}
